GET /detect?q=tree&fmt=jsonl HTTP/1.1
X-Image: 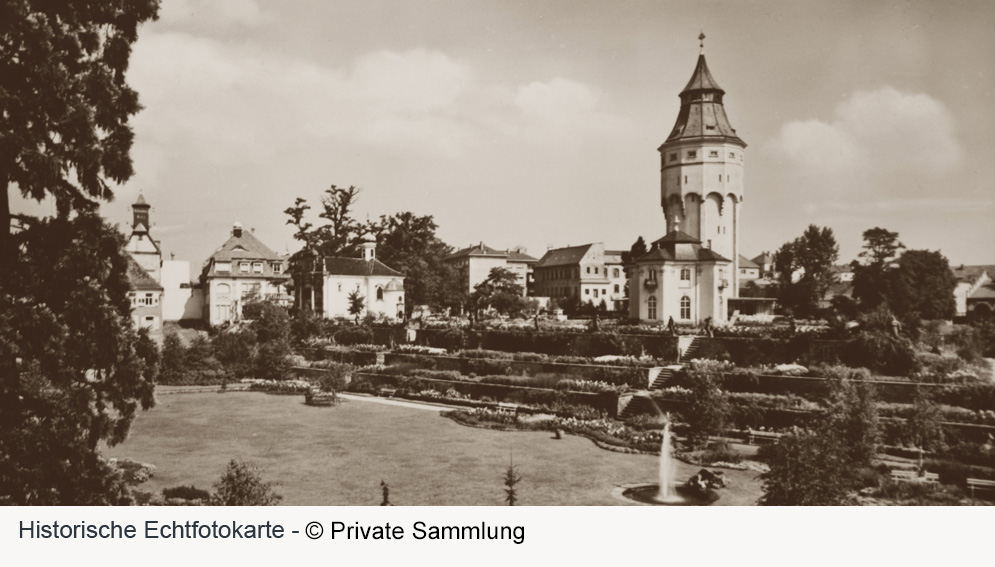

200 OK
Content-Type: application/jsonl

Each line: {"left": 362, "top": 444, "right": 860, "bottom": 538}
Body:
{"left": 759, "top": 429, "right": 854, "bottom": 505}
{"left": 1, "top": 1, "right": 161, "bottom": 259}
{"left": 851, "top": 227, "right": 903, "bottom": 311}
{"left": 620, "top": 236, "right": 648, "bottom": 278}
{"left": 470, "top": 267, "right": 529, "bottom": 318}
{"left": 892, "top": 249, "right": 956, "bottom": 320}
{"left": 906, "top": 389, "right": 945, "bottom": 470}
{"left": 284, "top": 185, "right": 365, "bottom": 259}
{"left": 774, "top": 225, "right": 839, "bottom": 318}
{"left": 212, "top": 459, "right": 282, "bottom": 506}
{"left": 160, "top": 331, "right": 188, "bottom": 384}
{"left": 0, "top": 2, "right": 162, "bottom": 504}
{"left": 0, "top": 213, "right": 158, "bottom": 504}
{"left": 821, "top": 371, "right": 880, "bottom": 468}
{"left": 347, "top": 288, "right": 365, "bottom": 320}
{"left": 503, "top": 458, "right": 522, "bottom": 506}
{"left": 677, "top": 360, "right": 731, "bottom": 449}
{"left": 366, "top": 212, "right": 461, "bottom": 313}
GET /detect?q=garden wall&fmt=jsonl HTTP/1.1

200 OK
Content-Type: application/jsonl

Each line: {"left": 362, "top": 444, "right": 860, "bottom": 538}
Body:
{"left": 717, "top": 373, "right": 949, "bottom": 404}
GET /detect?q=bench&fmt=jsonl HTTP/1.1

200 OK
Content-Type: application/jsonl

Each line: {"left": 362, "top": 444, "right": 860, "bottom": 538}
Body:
{"left": 891, "top": 470, "right": 939, "bottom": 484}
{"left": 497, "top": 402, "right": 519, "bottom": 415}
{"left": 378, "top": 388, "right": 397, "bottom": 398}
{"left": 967, "top": 478, "right": 995, "bottom": 499}
{"left": 747, "top": 429, "right": 783, "bottom": 445}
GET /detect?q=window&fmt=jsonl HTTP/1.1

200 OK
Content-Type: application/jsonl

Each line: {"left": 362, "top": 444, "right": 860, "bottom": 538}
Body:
{"left": 680, "top": 296, "right": 691, "bottom": 320}
{"left": 647, "top": 269, "right": 657, "bottom": 282}
{"left": 216, "top": 262, "right": 231, "bottom": 273}
{"left": 253, "top": 262, "right": 263, "bottom": 274}
{"left": 729, "top": 152, "right": 735, "bottom": 159}
{"left": 585, "top": 289, "right": 590, "bottom": 296}
{"left": 709, "top": 150, "right": 719, "bottom": 158}
{"left": 376, "top": 287, "right": 384, "bottom": 301}
{"left": 647, "top": 296, "right": 657, "bottom": 320}
{"left": 614, "top": 284, "right": 620, "bottom": 293}
{"left": 272, "top": 263, "right": 283, "bottom": 274}
{"left": 687, "top": 151, "right": 697, "bottom": 159}
{"left": 240, "top": 262, "right": 251, "bottom": 274}
{"left": 603, "top": 288, "right": 607, "bottom": 296}
{"left": 613, "top": 268, "right": 619, "bottom": 278}
{"left": 669, "top": 152, "right": 677, "bottom": 161}
{"left": 680, "top": 268, "right": 691, "bottom": 281}
{"left": 241, "top": 283, "right": 260, "bottom": 299}
{"left": 594, "top": 289, "right": 599, "bottom": 298}
{"left": 684, "top": 175, "right": 688, "bottom": 184}
{"left": 594, "top": 267, "right": 599, "bottom": 274}
{"left": 337, "top": 283, "right": 342, "bottom": 292}
{"left": 216, "top": 283, "right": 231, "bottom": 303}
{"left": 586, "top": 267, "right": 590, "bottom": 274}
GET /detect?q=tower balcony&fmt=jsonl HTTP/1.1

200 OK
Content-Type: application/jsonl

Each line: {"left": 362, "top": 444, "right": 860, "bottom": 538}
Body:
{"left": 643, "top": 278, "right": 658, "bottom": 290}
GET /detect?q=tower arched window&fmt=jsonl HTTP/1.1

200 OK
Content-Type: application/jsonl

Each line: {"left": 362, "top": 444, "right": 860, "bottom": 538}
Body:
{"left": 376, "top": 286, "right": 384, "bottom": 301}
{"left": 647, "top": 296, "right": 657, "bottom": 320}
{"left": 680, "top": 296, "right": 691, "bottom": 320}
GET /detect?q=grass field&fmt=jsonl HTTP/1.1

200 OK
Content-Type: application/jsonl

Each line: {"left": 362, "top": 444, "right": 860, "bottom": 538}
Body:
{"left": 103, "top": 391, "right": 763, "bottom": 505}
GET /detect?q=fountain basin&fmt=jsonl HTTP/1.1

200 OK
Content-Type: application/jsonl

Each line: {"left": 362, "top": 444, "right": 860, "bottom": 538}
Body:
{"left": 620, "top": 483, "right": 719, "bottom": 506}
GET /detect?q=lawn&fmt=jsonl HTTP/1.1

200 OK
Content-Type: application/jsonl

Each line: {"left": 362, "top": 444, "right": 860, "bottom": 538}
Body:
{"left": 103, "top": 391, "right": 763, "bottom": 505}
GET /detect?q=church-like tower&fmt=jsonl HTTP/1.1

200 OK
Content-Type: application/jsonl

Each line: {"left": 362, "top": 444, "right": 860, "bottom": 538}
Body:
{"left": 659, "top": 39, "right": 746, "bottom": 295}
{"left": 125, "top": 193, "right": 162, "bottom": 283}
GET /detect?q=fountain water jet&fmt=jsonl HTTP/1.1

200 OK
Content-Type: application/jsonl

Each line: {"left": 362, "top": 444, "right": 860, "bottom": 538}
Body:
{"left": 655, "top": 422, "right": 683, "bottom": 503}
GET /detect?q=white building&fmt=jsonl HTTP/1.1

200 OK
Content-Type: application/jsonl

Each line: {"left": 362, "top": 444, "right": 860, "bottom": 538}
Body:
{"left": 201, "top": 222, "right": 291, "bottom": 325}
{"left": 294, "top": 241, "right": 406, "bottom": 320}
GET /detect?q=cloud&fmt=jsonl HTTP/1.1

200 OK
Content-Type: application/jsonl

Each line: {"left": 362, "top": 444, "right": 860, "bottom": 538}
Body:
{"left": 127, "top": 32, "right": 622, "bottom": 161}
{"left": 769, "top": 87, "right": 961, "bottom": 183}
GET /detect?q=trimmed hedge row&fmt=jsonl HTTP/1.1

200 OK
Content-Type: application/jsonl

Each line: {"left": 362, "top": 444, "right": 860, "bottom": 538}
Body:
{"left": 381, "top": 352, "right": 650, "bottom": 388}
{"left": 415, "top": 328, "right": 679, "bottom": 359}
{"left": 694, "top": 337, "right": 847, "bottom": 367}
{"left": 350, "top": 372, "right": 622, "bottom": 417}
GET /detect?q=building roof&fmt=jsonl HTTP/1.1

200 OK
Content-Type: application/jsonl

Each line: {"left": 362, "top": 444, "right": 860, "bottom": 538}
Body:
{"left": 133, "top": 193, "right": 148, "bottom": 206}
{"left": 208, "top": 228, "right": 283, "bottom": 263}
{"left": 951, "top": 264, "right": 995, "bottom": 284}
{"left": 638, "top": 230, "right": 731, "bottom": 263}
{"left": 680, "top": 53, "right": 724, "bottom": 94}
{"left": 506, "top": 250, "right": 538, "bottom": 263}
{"left": 445, "top": 242, "right": 506, "bottom": 261}
{"left": 126, "top": 256, "right": 163, "bottom": 291}
{"left": 738, "top": 254, "right": 760, "bottom": 269}
{"left": 969, "top": 283, "right": 995, "bottom": 300}
{"left": 322, "top": 257, "right": 404, "bottom": 278}
{"left": 664, "top": 54, "right": 745, "bottom": 146}
{"left": 385, "top": 278, "right": 404, "bottom": 291}
{"left": 445, "top": 243, "right": 537, "bottom": 264}
{"left": 752, "top": 252, "right": 774, "bottom": 266}
{"left": 535, "top": 244, "right": 594, "bottom": 268}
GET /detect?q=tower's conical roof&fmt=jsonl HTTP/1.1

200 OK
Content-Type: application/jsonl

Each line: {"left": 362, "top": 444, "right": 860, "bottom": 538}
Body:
{"left": 134, "top": 193, "right": 149, "bottom": 206}
{"left": 680, "top": 54, "right": 724, "bottom": 95}
{"left": 663, "top": 53, "right": 745, "bottom": 147}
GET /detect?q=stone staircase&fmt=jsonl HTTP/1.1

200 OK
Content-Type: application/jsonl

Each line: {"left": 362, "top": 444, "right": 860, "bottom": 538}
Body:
{"left": 679, "top": 335, "right": 705, "bottom": 363}
{"left": 618, "top": 393, "right": 659, "bottom": 420}
{"left": 648, "top": 365, "right": 683, "bottom": 390}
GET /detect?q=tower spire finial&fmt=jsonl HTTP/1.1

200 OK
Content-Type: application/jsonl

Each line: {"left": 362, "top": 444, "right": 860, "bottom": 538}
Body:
{"left": 699, "top": 31, "right": 706, "bottom": 53}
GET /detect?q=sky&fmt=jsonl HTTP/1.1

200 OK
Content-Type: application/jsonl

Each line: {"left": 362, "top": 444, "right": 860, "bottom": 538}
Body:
{"left": 16, "top": 0, "right": 995, "bottom": 275}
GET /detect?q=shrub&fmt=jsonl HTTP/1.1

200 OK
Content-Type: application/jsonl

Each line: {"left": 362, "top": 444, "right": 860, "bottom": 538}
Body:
{"left": 162, "top": 485, "right": 211, "bottom": 501}
{"left": 843, "top": 331, "right": 919, "bottom": 377}
{"left": 334, "top": 326, "right": 374, "bottom": 346}
{"left": 676, "top": 360, "right": 732, "bottom": 449}
{"left": 311, "top": 363, "right": 353, "bottom": 392}
{"left": 211, "top": 459, "right": 282, "bottom": 506}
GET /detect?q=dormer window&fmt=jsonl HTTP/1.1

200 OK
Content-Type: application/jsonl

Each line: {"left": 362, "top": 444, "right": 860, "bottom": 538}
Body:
{"left": 240, "top": 262, "right": 251, "bottom": 274}
{"left": 216, "top": 262, "right": 231, "bottom": 273}
{"left": 253, "top": 262, "right": 263, "bottom": 274}
{"left": 272, "top": 263, "right": 283, "bottom": 274}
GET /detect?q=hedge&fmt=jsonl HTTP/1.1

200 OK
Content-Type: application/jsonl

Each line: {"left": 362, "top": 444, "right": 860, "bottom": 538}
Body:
{"left": 415, "top": 328, "right": 679, "bottom": 359}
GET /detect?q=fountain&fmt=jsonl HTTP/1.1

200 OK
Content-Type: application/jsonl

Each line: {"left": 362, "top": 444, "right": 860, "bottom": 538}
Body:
{"left": 618, "top": 419, "right": 719, "bottom": 505}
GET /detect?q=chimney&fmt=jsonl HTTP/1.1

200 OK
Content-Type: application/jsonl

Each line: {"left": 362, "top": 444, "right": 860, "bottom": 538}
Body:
{"left": 232, "top": 221, "right": 243, "bottom": 238}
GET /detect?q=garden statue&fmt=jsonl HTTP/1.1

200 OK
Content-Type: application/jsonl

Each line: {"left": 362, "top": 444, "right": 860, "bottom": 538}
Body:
{"left": 891, "top": 316, "right": 903, "bottom": 338}
{"left": 667, "top": 316, "right": 677, "bottom": 336}
{"left": 703, "top": 316, "right": 714, "bottom": 338}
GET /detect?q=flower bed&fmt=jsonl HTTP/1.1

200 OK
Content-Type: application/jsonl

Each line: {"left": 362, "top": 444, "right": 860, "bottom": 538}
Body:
{"left": 243, "top": 378, "right": 313, "bottom": 394}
